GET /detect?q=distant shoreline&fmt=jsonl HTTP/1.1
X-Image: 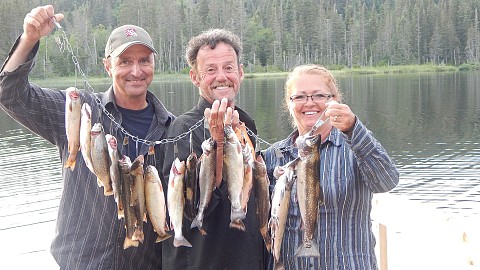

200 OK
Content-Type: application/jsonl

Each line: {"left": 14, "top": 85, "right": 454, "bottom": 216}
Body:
{"left": 31, "top": 64, "right": 476, "bottom": 86}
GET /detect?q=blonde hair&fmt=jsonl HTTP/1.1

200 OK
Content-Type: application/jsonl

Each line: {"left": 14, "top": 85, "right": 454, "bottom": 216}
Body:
{"left": 284, "top": 64, "right": 342, "bottom": 127}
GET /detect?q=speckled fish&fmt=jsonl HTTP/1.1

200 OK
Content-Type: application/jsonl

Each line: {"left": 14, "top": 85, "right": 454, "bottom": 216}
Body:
{"left": 253, "top": 154, "right": 272, "bottom": 252}
{"left": 294, "top": 134, "right": 323, "bottom": 258}
{"left": 80, "top": 103, "right": 94, "bottom": 174}
{"left": 223, "top": 124, "right": 246, "bottom": 231}
{"left": 130, "top": 155, "right": 145, "bottom": 243}
{"left": 167, "top": 158, "right": 192, "bottom": 248}
{"left": 269, "top": 158, "right": 299, "bottom": 265}
{"left": 90, "top": 123, "right": 113, "bottom": 196}
{"left": 184, "top": 151, "right": 199, "bottom": 221}
{"left": 64, "top": 87, "right": 82, "bottom": 170}
{"left": 144, "top": 165, "right": 171, "bottom": 243}
{"left": 106, "top": 134, "right": 123, "bottom": 219}
{"left": 240, "top": 143, "right": 254, "bottom": 214}
{"left": 190, "top": 138, "right": 216, "bottom": 235}
{"left": 118, "top": 155, "right": 139, "bottom": 249}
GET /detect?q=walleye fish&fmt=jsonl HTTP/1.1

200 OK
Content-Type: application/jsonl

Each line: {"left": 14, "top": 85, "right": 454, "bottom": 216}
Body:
{"left": 167, "top": 158, "right": 192, "bottom": 248}
{"left": 90, "top": 123, "right": 113, "bottom": 196}
{"left": 106, "top": 134, "right": 123, "bottom": 219}
{"left": 269, "top": 159, "right": 299, "bottom": 265}
{"left": 80, "top": 103, "right": 94, "bottom": 174}
{"left": 64, "top": 87, "right": 82, "bottom": 170}
{"left": 184, "top": 151, "right": 199, "bottom": 221}
{"left": 118, "top": 156, "right": 139, "bottom": 249}
{"left": 253, "top": 154, "right": 272, "bottom": 252}
{"left": 294, "top": 134, "right": 323, "bottom": 258}
{"left": 130, "top": 155, "right": 146, "bottom": 243}
{"left": 190, "top": 138, "right": 216, "bottom": 235}
{"left": 223, "top": 125, "right": 246, "bottom": 231}
{"left": 144, "top": 165, "right": 171, "bottom": 243}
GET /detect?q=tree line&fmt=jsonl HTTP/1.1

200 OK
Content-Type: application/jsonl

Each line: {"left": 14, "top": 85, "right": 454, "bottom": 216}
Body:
{"left": 1, "top": 0, "right": 480, "bottom": 78}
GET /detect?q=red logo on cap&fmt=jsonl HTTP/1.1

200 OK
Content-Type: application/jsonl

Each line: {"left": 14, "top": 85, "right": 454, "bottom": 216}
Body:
{"left": 125, "top": 29, "right": 137, "bottom": 37}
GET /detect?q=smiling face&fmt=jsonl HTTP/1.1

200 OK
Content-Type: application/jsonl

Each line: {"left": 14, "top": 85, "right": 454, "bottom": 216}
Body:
{"left": 285, "top": 65, "right": 340, "bottom": 135}
{"left": 190, "top": 42, "right": 243, "bottom": 106}
{"left": 103, "top": 44, "right": 155, "bottom": 109}
{"left": 288, "top": 74, "right": 334, "bottom": 134}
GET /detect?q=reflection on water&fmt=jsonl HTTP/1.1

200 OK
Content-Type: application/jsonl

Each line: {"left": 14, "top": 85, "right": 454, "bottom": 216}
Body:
{"left": 0, "top": 129, "right": 61, "bottom": 230}
{"left": 0, "top": 72, "right": 479, "bottom": 261}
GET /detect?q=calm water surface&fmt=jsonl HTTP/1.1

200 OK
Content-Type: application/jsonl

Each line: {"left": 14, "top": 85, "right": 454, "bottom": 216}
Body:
{"left": 1, "top": 72, "right": 479, "bottom": 260}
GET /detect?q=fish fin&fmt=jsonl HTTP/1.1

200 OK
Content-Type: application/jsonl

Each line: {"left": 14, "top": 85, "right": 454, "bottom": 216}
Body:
{"left": 263, "top": 234, "right": 272, "bottom": 252}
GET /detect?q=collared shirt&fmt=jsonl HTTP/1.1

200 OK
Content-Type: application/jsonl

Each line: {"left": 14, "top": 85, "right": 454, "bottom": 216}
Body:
{"left": 161, "top": 97, "right": 266, "bottom": 270}
{"left": 0, "top": 37, "right": 174, "bottom": 270}
{"left": 262, "top": 120, "right": 399, "bottom": 270}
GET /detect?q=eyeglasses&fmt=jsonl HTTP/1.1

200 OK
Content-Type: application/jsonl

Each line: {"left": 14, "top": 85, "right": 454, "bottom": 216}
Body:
{"left": 289, "top": 93, "right": 334, "bottom": 103}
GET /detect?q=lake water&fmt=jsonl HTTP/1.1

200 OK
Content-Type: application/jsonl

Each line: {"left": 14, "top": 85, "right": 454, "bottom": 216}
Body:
{"left": 1, "top": 72, "right": 480, "bottom": 269}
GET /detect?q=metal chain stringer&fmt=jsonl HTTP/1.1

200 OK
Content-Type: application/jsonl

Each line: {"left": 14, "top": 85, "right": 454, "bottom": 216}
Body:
{"left": 51, "top": 18, "right": 292, "bottom": 154}
{"left": 51, "top": 19, "right": 206, "bottom": 147}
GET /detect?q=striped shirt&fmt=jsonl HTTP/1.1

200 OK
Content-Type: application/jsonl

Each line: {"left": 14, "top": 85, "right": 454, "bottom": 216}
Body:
{"left": 0, "top": 38, "right": 174, "bottom": 269}
{"left": 263, "top": 120, "right": 399, "bottom": 270}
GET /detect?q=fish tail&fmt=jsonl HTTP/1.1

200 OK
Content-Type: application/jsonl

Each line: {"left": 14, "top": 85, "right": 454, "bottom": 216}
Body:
{"left": 123, "top": 237, "right": 139, "bottom": 249}
{"left": 230, "top": 208, "right": 246, "bottom": 222}
{"left": 103, "top": 186, "right": 114, "bottom": 196}
{"left": 155, "top": 232, "right": 172, "bottom": 243}
{"left": 190, "top": 215, "right": 207, "bottom": 235}
{"left": 173, "top": 236, "right": 192, "bottom": 248}
{"left": 64, "top": 156, "right": 76, "bottom": 171}
{"left": 132, "top": 228, "right": 144, "bottom": 243}
{"left": 229, "top": 219, "right": 246, "bottom": 231}
{"left": 273, "top": 259, "right": 286, "bottom": 270}
{"left": 294, "top": 242, "right": 320, "bottom": 257}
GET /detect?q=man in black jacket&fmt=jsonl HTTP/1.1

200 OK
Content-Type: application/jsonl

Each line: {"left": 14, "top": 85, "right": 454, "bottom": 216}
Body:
{"left": 161, "top": 29, "right": 265, "bottom": 270}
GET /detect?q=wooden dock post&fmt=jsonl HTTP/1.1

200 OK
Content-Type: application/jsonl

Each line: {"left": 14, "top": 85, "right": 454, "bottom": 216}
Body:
{"left": 379, "top": 223, "right": 388, "bottom": 270}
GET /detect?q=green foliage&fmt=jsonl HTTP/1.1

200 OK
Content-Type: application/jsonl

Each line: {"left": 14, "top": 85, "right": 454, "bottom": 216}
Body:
{"left": 1, "top": 0, "right": 480, "bottom": 78}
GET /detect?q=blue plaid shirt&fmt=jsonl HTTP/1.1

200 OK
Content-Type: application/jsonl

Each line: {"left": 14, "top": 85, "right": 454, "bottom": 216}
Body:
{"left": 263, "top": 120, "right": 399, "bottom": 270}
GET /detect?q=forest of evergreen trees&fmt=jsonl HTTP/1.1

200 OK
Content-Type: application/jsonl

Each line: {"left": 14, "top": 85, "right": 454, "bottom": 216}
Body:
{"left": 1, "top": 0, "right": 480, "bottom": 78}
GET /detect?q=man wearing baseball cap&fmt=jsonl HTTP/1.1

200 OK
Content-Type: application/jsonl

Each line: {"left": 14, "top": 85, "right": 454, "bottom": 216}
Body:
{"left": 0, "top": 5, "right": 174, "bottom": 270}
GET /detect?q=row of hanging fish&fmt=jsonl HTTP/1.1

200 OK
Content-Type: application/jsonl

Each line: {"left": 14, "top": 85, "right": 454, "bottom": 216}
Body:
{"left": 64, "top": 87, "right": 171, "bottom": 249}
{"left": 65, "top": 86, "right": 325, "bottom": 258}
{"left": 166, "top": 123, "right": 273, "bottom": 250}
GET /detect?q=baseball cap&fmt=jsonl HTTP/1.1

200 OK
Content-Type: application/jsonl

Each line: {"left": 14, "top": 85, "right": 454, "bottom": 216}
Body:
{"left": 104, "top": 25, "right": 157, "bottom": 58}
